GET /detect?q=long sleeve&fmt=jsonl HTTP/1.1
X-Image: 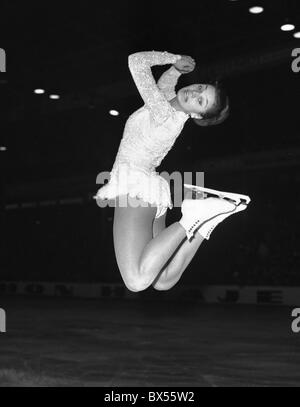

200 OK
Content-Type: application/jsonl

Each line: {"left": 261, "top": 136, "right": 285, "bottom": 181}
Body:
{"left": 128, "top": 51, "right": 181, "bottom": 124}
{"left": 157, "top": 66, "right": 182, "bottom": 101}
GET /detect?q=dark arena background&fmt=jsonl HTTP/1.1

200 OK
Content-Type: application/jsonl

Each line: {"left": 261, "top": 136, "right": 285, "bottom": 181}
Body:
{"left": 0, "top": 0, "right": 300, "bottom": 389}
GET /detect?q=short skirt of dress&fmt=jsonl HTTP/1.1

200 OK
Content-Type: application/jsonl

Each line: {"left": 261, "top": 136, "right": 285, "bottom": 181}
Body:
{"left": 94, "top": 163, "right": 173, "bottom": 218}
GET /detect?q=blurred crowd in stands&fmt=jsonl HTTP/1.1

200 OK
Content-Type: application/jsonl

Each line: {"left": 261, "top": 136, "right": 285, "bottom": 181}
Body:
{"left": 229, "top": 198, "right": 300, "bottom": 286}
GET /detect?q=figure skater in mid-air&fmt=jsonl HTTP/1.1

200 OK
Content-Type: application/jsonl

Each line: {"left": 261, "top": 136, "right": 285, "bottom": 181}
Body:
{"left": 95, "top": 51, "right": 251, "bottom": 292}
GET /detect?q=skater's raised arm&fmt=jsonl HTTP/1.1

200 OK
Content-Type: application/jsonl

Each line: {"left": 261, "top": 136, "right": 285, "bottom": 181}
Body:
{"left": 157, "top": 67, "right": 182, "bottom": 101}
{"left": 128, "top": 51, "right": 182, "bottom": 124}
{"left": 157, "top": 55, "right": 196, "bottom": 101}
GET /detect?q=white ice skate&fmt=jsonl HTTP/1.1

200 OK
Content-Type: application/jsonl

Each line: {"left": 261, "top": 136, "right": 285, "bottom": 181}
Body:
{"left": 184, "top": 184, "right": 251, "bottom": 205}
{"left": 197, "top": 202, "right": 248, "bottom": 240}
{"left": 179, "top": 198, "right": 242, "bottom": 241}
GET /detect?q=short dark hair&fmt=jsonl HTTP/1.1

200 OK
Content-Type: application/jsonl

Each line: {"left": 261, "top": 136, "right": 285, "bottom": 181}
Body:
{"left": 194, "top": 83, "right": 230, "bottom": 127}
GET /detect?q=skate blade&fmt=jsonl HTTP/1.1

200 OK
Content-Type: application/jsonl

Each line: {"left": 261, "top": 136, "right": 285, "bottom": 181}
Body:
{"left": 184, "top": 184, "right": 251, "bottom": 205}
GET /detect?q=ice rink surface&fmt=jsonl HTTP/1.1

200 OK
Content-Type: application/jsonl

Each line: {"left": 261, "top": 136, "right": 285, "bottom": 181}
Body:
{"left": 0, "top": 296, "right": 299, "bottom": 387}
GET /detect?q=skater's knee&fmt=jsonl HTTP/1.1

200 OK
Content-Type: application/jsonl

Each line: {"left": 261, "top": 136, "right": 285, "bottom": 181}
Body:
{"left": 152, "top": 269, "right": 180, "bottom": 291}
{"left": 124, "top": 278, "right": 149, "bottom": 293}
{"left": 121, "top": 269, "right": 151, "bottom": 293}
{"left": 152, "top": 281, "right": 173, "bottom": 291}
{"left": 119, "top": 257, "right": 158, "bottom": 292}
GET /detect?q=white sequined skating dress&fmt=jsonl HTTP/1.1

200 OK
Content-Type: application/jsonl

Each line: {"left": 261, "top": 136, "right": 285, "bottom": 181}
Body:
{"left": 94, "top": 51, "right": 190, "bottom": 218}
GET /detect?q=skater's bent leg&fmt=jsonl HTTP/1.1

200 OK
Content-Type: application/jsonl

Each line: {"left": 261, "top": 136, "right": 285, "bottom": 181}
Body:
{"left": 113, "top": 196, "right": 186, "bottom": 292}
{"left": 152, "top": 233, "right": 204, "bottom": 290}
{"left": 152, "top": 213, "right": 205, "bottom": 291}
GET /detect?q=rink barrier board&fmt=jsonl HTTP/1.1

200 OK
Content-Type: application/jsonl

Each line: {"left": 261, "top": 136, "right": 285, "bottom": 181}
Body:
{"left": 0, "top": 282, "right": 300, "bottom": 306}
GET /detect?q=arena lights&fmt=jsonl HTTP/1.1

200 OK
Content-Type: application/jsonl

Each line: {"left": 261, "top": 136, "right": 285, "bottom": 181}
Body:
{"left": 0, "top": 146, "right": 7, "bottom": 152}
{"left": 49, "top": 94, "right": 60, "bottom": 100}
{"left": 249, "top": 6, "right": 264, "bottom": 14}
{"left": 109, "top": 110, "right": 119, "bottom": 116}
{"left": 281, "top": 24, "right": 295, "bottom": 32}
{"left": 294, "top": 32, "right": 300, "bottom": 39}
{"left": 34, "top": 89, "right": 45, "bottom": 94}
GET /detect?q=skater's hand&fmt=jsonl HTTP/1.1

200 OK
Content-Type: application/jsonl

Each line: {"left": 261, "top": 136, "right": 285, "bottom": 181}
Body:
{"left": 174, "top": 55, "right": 196, "bottom": 74}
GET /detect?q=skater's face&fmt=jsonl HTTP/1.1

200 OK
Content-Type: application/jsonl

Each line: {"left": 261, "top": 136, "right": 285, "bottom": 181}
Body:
{"left": 177, "top": 84, "right": 217, "bottom": 118}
